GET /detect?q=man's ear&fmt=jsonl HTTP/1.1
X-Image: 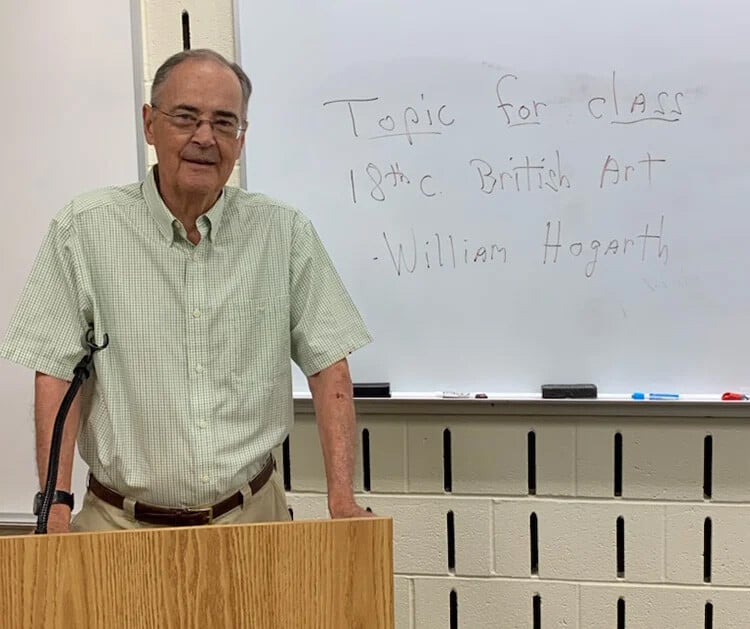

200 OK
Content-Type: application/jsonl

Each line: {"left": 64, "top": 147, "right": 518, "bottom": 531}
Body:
{"left": 142, "top": 104, "right": 155, "bottom": 146}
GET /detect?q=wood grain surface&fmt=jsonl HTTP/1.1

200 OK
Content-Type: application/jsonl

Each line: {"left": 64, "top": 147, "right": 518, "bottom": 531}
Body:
{"left": 0, "top": 517, "right": 393, "bottom": 628}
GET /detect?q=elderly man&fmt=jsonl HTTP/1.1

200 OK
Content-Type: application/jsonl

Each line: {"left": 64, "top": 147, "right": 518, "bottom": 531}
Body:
{"left": 1, "top": 49, "right": 372, "bottom": 533}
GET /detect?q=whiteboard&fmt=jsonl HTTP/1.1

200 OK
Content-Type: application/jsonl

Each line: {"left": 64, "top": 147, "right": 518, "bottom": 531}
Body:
{"left": 237, "top": 0, "right": 750, "bottom": 395}
{"left": 0, "top": 1, "right": 140, "bottom": 515}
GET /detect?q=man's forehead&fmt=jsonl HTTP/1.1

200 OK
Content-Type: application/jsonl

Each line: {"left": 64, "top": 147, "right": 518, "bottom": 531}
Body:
{"left": 159, "top": 58, "right": 242, "bottom": 104}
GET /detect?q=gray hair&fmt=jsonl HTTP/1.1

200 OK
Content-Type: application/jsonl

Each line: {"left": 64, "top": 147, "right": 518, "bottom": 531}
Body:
{"left": 150, "top": 49, "right": 252, "bottom": 118}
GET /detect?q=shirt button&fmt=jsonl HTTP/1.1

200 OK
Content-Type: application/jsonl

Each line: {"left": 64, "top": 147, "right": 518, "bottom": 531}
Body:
{"left": 195, "top": 364, "right": 204, "bottom": 374}
{"left": 192, "top": 308, "right": 201, "bottom": 318}
{"left": 198, "top": 420, "right": 207, "bottom": 429}
{"left": 202, "top": 475, "right": 210, "bottom": 484}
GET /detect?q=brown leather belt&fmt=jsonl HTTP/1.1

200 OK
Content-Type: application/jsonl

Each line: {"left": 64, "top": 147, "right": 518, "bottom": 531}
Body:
{"left": 88, "top": 457, "right": 275, "bottom": 527}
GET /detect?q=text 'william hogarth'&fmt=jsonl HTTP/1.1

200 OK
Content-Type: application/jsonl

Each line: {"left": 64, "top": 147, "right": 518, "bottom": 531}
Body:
{"left": 376, "top": 217, "right": 669, "bottom": 279}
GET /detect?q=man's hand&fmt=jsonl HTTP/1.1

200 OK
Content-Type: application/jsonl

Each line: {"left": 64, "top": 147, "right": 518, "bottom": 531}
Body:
{"left": 328, "top": 498, "right": 376, "bottom": 519}
{"left": 45, "top": 503, "right": 72, "bottom": 534}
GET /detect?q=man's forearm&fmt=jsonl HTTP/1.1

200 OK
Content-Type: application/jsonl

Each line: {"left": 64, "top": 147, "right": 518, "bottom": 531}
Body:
{"left": 35, "top": 372, "right": 80, "bottom": 493}
{"left": 308, "top": 359, "right": 359, "bottom": 513}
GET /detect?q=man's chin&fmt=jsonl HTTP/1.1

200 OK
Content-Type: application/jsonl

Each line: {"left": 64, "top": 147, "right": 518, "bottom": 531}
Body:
{"left": 176, "top": 175, "right": 222, "bottom": 197}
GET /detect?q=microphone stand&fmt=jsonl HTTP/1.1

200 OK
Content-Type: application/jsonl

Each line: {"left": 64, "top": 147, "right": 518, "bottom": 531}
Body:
{"left": 34, "top": 328, "right": 108, "bottom": 534}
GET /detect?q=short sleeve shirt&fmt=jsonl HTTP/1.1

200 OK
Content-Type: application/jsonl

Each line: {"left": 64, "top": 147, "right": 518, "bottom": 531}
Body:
{"left": 0, "top": 167, "right": 372, "bottom": 506}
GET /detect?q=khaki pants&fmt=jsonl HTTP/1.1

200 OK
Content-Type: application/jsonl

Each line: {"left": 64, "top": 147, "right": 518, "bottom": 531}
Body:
{"left": 71, "top": 469, "right": 291, "bottom": 532}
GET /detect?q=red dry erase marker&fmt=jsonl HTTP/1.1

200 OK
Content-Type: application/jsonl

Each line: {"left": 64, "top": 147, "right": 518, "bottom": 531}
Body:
{"left": 722, "top": 392, "right": 749, "bottom": 400}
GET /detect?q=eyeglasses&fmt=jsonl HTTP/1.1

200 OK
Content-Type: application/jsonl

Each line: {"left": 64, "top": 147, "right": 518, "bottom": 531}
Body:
{"left": 151, "top": 105, "right": 247, "bottom": 140}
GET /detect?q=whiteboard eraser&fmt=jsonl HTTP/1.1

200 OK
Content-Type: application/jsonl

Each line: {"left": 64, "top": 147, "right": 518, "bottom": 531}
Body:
{"left": 353, "top": 382, "right": 391, "bottom": 398}
{"left": 541, "top": 383, "right": 597, "bottom": 399}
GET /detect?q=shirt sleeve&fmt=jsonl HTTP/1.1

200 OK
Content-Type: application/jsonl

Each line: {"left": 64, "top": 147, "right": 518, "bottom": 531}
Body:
{"left": 289, "top": 215, "right": 372, "bottom": 376}
{"left": 0, "top": 211, "right": 92, "bottom": 380}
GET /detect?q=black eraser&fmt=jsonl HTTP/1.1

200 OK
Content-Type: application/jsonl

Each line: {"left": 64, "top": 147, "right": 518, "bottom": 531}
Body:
{"left": 353, "top": 382, "right": 391, "bottom": 398}
{"left": 541, "top": 383, "right": 598, "bottom": 399}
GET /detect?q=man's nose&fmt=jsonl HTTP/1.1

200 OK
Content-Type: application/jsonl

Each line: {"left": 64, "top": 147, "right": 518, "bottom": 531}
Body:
{"left": 191, "top": 119, "right": 217, "bottom": 145}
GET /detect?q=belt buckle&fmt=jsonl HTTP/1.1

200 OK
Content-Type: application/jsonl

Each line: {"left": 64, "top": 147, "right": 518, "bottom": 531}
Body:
{"left": 184, "top": 506, "right": 213, "bottom": 524}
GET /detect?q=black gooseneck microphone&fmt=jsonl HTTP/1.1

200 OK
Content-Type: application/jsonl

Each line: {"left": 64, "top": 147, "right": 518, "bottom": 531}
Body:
{"left": 34, "top": 327, "right": 108, "bottom": 534}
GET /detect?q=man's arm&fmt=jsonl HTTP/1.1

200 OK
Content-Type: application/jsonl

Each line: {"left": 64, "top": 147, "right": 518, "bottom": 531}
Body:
{"left": 307, "top": 358, "right": 373, "bottom": 518}
{"left": 35, "top": 371, "right": 81, "bottom": 533}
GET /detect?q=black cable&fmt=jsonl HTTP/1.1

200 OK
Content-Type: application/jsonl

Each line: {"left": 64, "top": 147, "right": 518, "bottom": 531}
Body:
{"left": 34, "top": 328, "right": 108, "bottom": 534}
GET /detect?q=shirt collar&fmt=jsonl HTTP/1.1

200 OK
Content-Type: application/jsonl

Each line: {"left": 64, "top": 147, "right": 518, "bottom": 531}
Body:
{"left": 143, "top": 165, "right": 226, "bottom": 244}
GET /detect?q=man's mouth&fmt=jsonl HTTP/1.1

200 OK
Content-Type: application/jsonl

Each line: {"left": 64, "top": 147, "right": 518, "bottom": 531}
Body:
{"left": 184, "top": 157, "right": 217, "bottom": 166}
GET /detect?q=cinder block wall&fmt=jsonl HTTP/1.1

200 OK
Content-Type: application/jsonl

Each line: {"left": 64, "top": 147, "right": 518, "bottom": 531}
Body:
{"left": 285, "top": 400, "right": 750, "bottom": 629}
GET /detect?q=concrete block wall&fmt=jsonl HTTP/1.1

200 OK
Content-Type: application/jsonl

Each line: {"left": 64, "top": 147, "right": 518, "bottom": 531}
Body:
{"left": 287, "top": 400, "right": 750, "bottom": 628}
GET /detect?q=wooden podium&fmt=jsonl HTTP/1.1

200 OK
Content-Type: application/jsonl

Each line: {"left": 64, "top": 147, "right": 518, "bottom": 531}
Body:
{"left": 0, "top": 517, "right": 393, "bottom": 628}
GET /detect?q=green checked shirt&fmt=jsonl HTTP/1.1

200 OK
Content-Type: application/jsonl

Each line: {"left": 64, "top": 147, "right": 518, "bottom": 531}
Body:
{"left": 0, "top": 167, "right": 371, "bottom": 507}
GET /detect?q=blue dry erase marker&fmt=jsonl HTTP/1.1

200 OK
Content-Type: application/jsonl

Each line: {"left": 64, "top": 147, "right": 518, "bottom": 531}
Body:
{"left": 632, "top": 392, "right": 680, "bottom": 400}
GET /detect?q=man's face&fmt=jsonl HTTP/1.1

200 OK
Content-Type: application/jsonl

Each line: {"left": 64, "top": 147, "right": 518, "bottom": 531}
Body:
{"left": 143, "top": 58, "right": 246, "bottom": 205}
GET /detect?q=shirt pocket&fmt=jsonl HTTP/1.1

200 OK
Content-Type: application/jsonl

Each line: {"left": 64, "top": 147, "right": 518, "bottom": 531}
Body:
{"left": 225, "top": 294, "right": 291, "bottom": 381}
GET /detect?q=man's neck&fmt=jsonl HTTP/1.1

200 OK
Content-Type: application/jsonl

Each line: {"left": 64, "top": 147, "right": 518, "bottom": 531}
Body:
{"left": 154, "top": 170, "right": 220, "bottom": 244}
{"left": 162, "top": 189, "right": 219, "bottom": 228}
